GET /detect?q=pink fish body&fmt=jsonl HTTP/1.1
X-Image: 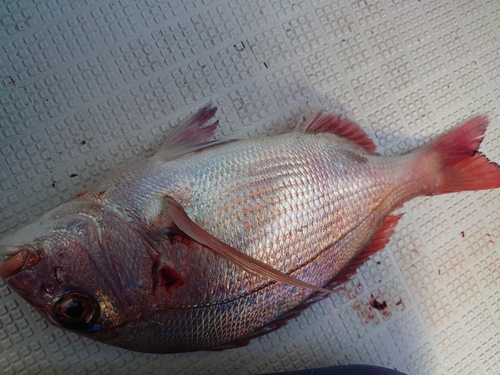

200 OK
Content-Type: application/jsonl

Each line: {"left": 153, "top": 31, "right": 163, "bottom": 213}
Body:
{"left": 0, "top": 105, "right": 499, "bottom": 353}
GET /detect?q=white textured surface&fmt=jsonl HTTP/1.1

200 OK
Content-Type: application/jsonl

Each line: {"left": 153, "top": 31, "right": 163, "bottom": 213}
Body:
{"left": 1, "top": 0, "right": 500, "bottom": 374}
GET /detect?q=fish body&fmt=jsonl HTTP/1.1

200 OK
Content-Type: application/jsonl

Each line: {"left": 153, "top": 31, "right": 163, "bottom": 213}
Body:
{"left": 0, "top": 106, "right": 499, "bottom": 353}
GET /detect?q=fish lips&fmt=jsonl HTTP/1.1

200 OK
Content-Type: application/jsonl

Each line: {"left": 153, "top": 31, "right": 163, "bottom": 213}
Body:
{"left": 0, "top": 246, "right": 41, "bottom": 279}
{"left": 0, "top": 246, "right": 59, "bottom": 314}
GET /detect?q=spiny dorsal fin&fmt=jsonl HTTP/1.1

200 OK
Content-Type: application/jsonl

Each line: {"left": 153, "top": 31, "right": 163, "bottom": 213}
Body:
{"left": 155, "top": 104, "right": 225, "bottom": 160}
{"left": 301, "top": 111, "right": 378, "bottom": 154}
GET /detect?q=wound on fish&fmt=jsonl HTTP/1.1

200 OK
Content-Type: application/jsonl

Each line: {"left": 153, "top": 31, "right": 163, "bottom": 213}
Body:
{"left": 158, "top": 266, "right": 184, "bottom": 289}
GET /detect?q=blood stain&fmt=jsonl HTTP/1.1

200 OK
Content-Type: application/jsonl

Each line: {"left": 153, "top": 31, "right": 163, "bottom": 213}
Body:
{"left": 355, "top": 281, "right": 364, "bottom": 295}
{"left": 395, "top": 298, "right": 405, "bottom": 310}
{"left": 369, "top": 294, "right": 387, "bottom": 310}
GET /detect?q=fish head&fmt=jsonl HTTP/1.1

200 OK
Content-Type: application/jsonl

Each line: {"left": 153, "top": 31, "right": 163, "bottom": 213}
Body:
{"left": 0, "top": 201, "right": 164, "bottom": 345}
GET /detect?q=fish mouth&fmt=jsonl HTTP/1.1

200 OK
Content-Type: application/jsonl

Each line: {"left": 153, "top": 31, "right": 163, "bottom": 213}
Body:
{"left": 0, "top": 248, "right": 40, "bottom": 278}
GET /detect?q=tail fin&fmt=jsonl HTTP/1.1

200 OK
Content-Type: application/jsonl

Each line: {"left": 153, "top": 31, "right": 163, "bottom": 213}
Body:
{"left": 424, "top": 115, "right": 500, "bottom": 194}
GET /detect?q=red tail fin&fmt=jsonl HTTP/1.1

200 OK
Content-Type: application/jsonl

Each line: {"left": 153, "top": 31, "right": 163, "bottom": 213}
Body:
{"left": 425, "top": 115, "right": 500, "bottom": 194}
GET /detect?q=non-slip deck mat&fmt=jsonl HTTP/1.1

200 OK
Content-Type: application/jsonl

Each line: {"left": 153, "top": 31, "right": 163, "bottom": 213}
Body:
{"left": 1, "top": 0, "right": 500, "bottom": 374}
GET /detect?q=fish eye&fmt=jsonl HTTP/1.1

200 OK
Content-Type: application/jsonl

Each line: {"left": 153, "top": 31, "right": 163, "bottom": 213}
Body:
{"left": 53, "top": 292, "right": 100, "bottom": 331}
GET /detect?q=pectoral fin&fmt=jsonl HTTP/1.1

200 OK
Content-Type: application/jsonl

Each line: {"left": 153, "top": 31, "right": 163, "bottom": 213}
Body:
{"left": 163, "top": 196, "right": 333, "bottom": 294}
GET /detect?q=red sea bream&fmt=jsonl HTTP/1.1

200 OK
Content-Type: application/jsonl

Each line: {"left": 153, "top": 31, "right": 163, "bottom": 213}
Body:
{"left": 0, "top": 105, "right": 499, "bottom": 353}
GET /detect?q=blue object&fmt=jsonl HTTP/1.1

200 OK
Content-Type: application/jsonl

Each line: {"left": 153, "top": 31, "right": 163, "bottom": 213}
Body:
{"left": 260, "top": 365, "right": 407, "bottom": 375}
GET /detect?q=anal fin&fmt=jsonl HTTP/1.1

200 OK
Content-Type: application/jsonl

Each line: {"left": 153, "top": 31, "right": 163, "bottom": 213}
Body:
{"left": 330, "top": 213, "right": 403, "bottom": 286}
{"left": 207, "top": 214, "right": 404, "bottom": 351}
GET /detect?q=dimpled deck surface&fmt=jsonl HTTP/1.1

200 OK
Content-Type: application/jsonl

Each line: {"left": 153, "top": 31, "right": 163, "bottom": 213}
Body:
{"left": 0, "top": 0, "right": 500, "bottom": 374}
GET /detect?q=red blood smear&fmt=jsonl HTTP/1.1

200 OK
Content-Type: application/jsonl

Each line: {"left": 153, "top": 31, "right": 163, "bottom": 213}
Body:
{"left": 369, "top": 294, "right": 387, "bottom": 310}
{"left": 159, "top": 266, "right": 184, "bottom": 289}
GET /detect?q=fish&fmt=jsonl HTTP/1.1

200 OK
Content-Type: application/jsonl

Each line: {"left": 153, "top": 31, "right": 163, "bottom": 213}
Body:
{"left": 0, "top": 104, "right": 499, "bottom": 353}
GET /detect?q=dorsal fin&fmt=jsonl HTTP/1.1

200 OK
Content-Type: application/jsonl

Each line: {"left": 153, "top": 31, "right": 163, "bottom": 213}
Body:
{"left": 155, "top": 104, "right": 223, "bottom": 160}
{"left": 301, "top": 111, "right": 378, "bottom": 154}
